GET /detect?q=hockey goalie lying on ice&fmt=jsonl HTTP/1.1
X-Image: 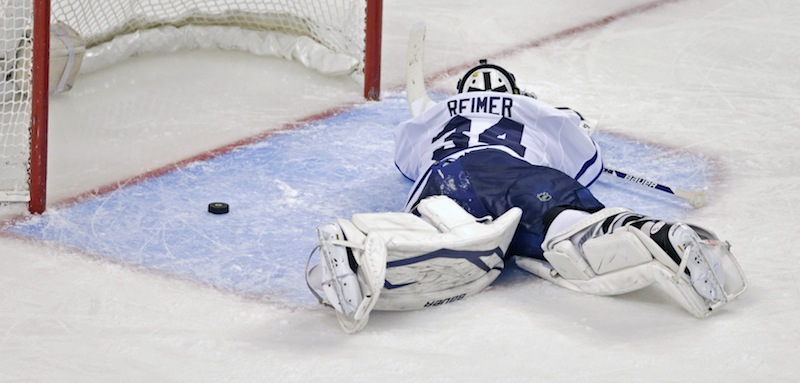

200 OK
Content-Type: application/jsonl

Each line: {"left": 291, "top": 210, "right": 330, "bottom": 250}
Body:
{"left": 305, "top": 58, "right": 747, "bottom": 334}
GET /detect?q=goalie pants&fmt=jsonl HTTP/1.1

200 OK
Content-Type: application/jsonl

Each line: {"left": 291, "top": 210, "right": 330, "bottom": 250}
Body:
{"left": 408, "top": 149, "right": 604, "bottom": 259}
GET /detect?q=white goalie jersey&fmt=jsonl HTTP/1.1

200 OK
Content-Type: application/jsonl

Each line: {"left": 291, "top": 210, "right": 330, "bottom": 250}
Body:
{"left": 394, "top": 91, "right": 603, "bottom": 188}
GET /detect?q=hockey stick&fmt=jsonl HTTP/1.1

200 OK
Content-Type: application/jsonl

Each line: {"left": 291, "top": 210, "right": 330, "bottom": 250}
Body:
{"left": 602, "top": 167, "right": 706, "bottom": 208}
{"left": 407, "top": 22, "right": 434, "bottom": 117}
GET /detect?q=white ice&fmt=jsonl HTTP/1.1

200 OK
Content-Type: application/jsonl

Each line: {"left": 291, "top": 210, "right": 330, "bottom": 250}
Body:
{"left": 2, "top": 0, "right": 800, "bottom": 381}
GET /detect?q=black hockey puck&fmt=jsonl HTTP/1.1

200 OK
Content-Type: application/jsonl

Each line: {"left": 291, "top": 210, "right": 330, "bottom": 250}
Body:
{"left": 208, "top": 202, "right": 229, "bottom": 214}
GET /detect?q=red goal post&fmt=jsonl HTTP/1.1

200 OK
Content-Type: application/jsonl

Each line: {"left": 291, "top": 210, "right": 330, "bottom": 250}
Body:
{"left": 2, "top": 0, "right": 382, "bottom": 215}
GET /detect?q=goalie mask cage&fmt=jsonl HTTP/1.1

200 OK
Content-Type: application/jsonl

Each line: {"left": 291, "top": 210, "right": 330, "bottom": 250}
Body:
{"left": 1, "top": 0, "right": 382, "bottom": 215}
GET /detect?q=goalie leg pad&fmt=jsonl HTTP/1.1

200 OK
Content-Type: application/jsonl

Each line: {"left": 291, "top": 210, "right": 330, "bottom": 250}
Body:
{"left": 316, "top": 223, "right": 362, "bottom": 316}
{"left": 629, "top": 223, "right": 727, "bottom": 302}
{"left": 539, "top": 207, "right": 650, "bottom": 282}
{"left": 309, "top": 222, "right": 387, "bottom": 334}
{"left": 517, "top": 255, "right": 657, "bottom": 296}
{"left": 538, "top": 227, "right": 656, "bottom": 295}
{"left": 377, "top": 267, "right": 502, "bottom": 311}
{"left": 307, "top": 196, "right": 521, "bottom": 331}
{"left": 632, "top": 227, "right": 747, "bottom": 316}
{"left": 542, "top": 229, "right": 654, "bottom": 282}
{"left": 520, "top": 207, "right": 747, "bottom": 317}
{"left": 353, "top": 196, "right": 522, "bottom": 311}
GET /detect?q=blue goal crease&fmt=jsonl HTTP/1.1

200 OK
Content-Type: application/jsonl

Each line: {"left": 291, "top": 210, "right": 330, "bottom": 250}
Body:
{"left": 1, "top": 94, "right": 712, "bottom": 307}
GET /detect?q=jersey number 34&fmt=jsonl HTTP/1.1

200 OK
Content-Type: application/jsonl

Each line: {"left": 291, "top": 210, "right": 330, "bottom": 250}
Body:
{"left": 431, "top": 116, "right": 526, "bottom": 161}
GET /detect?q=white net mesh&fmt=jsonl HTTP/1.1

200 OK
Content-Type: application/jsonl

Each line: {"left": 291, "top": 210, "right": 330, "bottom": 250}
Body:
{"left": 1, "top": 0, "right": 369, "bottom": 209}
{"left": 55, "top": 0, "right": 367, "bottom": 75}
{"left": 1, "top": 0, "right": 33, "bottom": 204}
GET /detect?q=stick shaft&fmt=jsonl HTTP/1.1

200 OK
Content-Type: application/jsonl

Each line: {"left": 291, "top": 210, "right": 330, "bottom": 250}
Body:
{"left": 602, "top": 167, "right": 676, "bottom": 194}
{"left": 602, "top": 167, "right": 705, "bottom": 207}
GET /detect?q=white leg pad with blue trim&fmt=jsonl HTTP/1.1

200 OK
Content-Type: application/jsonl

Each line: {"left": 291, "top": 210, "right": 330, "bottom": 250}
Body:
{"left": 515, "top": 208, "right": 747, "bottom": 317}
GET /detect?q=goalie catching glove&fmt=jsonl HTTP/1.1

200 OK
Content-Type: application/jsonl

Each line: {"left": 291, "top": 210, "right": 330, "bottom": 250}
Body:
{"left": 515, "top": 207, "right": 747, "bottom": 317}
{"left": 306, "top": 196, "right": 521, "bottom": 333}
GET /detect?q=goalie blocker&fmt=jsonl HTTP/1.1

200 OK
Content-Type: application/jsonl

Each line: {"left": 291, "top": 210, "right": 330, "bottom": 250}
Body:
{"left": 306, "top": 195, "right": 521, "bottom": 333}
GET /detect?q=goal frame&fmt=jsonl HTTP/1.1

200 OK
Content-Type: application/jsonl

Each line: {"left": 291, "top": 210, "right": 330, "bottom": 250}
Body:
{"left": 24, "top": 0, "right": 383, "bottom": 215}
{"left": 29, "top": 0, "right": 50, "bottom": 214}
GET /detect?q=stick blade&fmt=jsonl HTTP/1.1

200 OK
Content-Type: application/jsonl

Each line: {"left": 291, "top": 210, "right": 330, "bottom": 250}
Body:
{"left": 407, "top": 22, "right": 433, "bottom": 117}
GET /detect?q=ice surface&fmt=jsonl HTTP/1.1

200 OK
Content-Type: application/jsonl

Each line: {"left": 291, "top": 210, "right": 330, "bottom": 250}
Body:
{"left": 3, "top": 95, "right": 709, "bottom": 308}
{"left": 2, "top": 0, "right": 799, "bottom": 382}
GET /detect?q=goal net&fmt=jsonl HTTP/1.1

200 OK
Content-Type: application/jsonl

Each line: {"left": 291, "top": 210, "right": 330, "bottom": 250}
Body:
{"left": 1, "top": 0, "right": 381, "bottom": 215}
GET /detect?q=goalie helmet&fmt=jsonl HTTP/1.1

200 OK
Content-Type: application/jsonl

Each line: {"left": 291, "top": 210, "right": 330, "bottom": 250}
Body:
{"left": 457, "top": 59, "right": 520, "bottom": 94}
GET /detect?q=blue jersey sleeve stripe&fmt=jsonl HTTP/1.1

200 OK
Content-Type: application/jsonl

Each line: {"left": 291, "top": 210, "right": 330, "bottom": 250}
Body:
{"left": 584, "top": 160, "right": 603, "bottom": 187}
{"left": 394, "top": 162, "right": 415, "bottom": 182}
{"left": 574, "top": 147, "right": 600, "bottom": 181}
{"left": 403, "top": 167, "right": 433, "bottom": 211}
